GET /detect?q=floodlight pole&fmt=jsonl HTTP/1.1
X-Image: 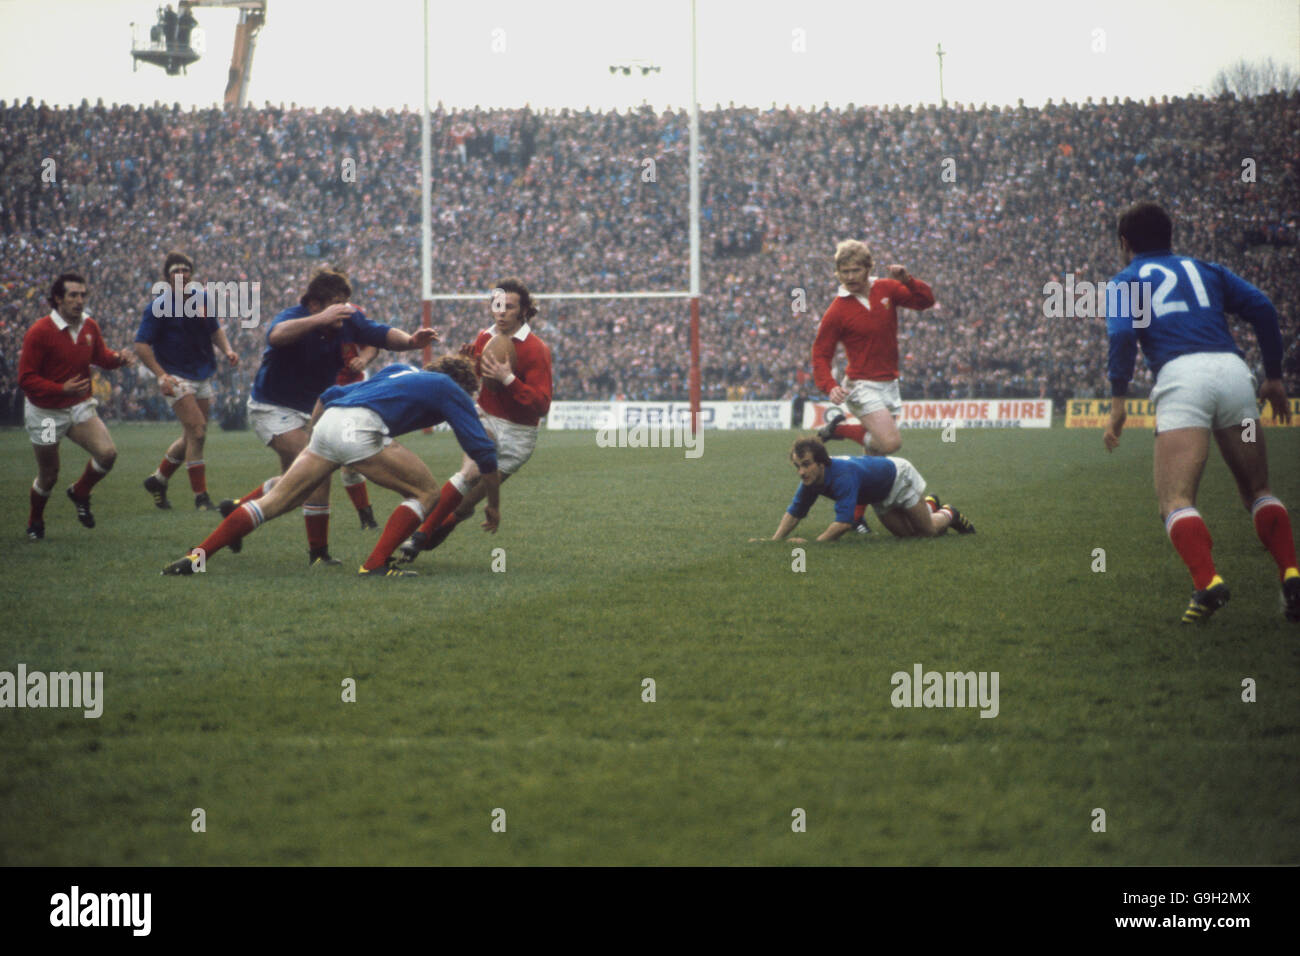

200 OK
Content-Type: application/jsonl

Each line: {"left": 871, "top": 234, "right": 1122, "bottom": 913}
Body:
{"left": 936, "top": 43, "right": 946, "bottom": 108}
{"left": 688, "top": 0, "right": 701, "bottom": 435}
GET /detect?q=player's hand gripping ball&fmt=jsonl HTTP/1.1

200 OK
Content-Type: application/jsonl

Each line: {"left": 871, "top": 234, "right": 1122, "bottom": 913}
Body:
{"left": 479, "top": 333, "right": 517, "bottom": 390}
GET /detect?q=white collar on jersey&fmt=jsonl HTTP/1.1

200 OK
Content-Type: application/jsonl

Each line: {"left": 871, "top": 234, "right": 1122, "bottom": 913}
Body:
{"left": 50, "top": 311, "right": 86, "bottom": 335}
{"left": 487, "top": 322, "right": 531, "bottom": 342}
{"left": 836, "top": 278, "right": 877, "bottom": 308}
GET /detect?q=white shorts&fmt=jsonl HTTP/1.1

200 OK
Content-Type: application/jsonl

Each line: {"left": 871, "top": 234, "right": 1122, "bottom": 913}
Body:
{"left": 306, "top": 406, "right": 393, "bottom": 465}
{"left": 247, "top": 399, "right": 312, "bottom": 446}
{"left": 873, "top": 456, "right": 927, "bottom": 515}
{"left": 478, "top": 409, "right": 538, "bottom": 476}
{"left": 25, "top": 397, "right": 99, "bottom": 446}
{"left": 1150, "top": 352, "right": 1258, "bottom": 434}
{"left": 164, "top": 375, "right": 214, "bottom": 408}
{"left": 844, "top": 378, "right": 902, "bottom": 419}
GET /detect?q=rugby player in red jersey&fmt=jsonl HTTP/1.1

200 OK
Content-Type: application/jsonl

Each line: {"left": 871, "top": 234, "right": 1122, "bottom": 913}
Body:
{"left": 18, "top": 273, "right": 136, "bottom": 539}
{"left": 398, "top": 278, "right": 552, "bottom": 563}
{"left": 811, "top": 239, "right": 936, "bottom": 532}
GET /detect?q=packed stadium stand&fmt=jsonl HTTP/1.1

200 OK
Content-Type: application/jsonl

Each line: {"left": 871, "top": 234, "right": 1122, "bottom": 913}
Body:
{"left": 1, "top": 92, "right": 1296, "bottom": 423}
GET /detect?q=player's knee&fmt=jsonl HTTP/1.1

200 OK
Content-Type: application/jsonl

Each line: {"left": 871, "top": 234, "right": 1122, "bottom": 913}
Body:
{"left": 877, "top": 433, "right": 902, "bottom": 455}
{"left": 186, "top": 421, "right": 207, "bottom": 443}
{"left": 97, "top": 448, "right": 117, "bottom": 471}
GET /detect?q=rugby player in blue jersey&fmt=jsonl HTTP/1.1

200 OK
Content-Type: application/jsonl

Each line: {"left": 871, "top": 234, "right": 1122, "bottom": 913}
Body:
{"left": 163, "top": 357, "right": 499, "bottom": 578}
{"left": 1103, "top": 202, "right": 1298, "bottom": 623}
{"left": 136, "top": 252, "right": 239, "bottom": 511}
{"left": 215, "top": 269, "right": 437, "bottom": 565}
{"left": 758, "top": 437, "right": 975, "bottom": 542}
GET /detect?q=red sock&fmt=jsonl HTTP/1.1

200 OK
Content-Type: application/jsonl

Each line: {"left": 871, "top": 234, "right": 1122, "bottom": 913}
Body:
{"left": 29, "top": 482, "right": 50, "bottom": 524}
{"left": 158, "top": 455, "right": 181, "bottom": 481}
{"left": 186, "top": 460, "right": 207, "bottom": 494}
{"left": 71, "top": 459, "right": 108, "bottom": 498}
{"left": 836, "top": 423, "right": 867, "bottom": 447}
{"left": 1252, "top": 497, "right": 1298, "bottom": 581}
{"left": 237, "top": 477, "right": 276, "bottom": 506}
{"left": 196, "top": 501, "right": 261, "bottom": 558}
{"left": 1166, "top": 508, "right": 1217, "bottom": 590}
{"left": 417, "top": 482, "right": 464, "bottom": 537}
{"left": 345, "top": 480, "right": 370, "bottom": 511}
{"left": 363, "top": 501, "right": 424, "bottom": 570}
{"left": 853, "top": 503, "right": 866, "bottom": 523}
{"left": 304, "top": 507, "right": 330, "bottom": 552}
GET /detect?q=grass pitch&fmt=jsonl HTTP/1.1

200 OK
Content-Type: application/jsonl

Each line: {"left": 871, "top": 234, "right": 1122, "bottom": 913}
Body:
{"left": 0, "top": 422, "right": 1297, "bottom": 865}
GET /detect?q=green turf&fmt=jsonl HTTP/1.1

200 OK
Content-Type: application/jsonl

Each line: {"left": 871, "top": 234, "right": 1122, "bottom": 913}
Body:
{"left": 0, "top": 422, "right": 1297, "bottom": 865}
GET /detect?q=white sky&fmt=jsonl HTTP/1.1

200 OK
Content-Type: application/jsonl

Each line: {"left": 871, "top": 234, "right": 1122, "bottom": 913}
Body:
{"left": 0, "top": 0, "right": 1297, "bottom": 111}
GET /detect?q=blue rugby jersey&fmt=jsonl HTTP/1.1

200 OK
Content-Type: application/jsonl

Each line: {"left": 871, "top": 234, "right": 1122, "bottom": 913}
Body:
{"left": 788, "top": 455, "right": 898, "bottom": 524}
{"left": 320, "top": 363, "right": 498, "bottom": 474}
{"left": 135, "top": 288, "right": 220, "bottom": 380}
{"left": 251, "top": 305, "right": 392, "bottom": 412}
{"left": 1106, "top": 251, "right": 1283, "bottom": 396}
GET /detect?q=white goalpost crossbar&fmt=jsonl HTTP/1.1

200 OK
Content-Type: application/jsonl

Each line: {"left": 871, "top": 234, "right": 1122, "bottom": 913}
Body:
{"left": 419, "top": 0, "right": 703, "bottom": 428}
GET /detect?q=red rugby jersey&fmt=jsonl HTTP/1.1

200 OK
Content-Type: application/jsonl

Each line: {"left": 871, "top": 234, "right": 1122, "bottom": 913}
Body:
{"left": 337, "top": 342, "right": 365, "bottom": 385}
{"left": 811, "top": 277, "right": 935, "bottom": 393}
{"left": 19, "top": 313, "right": 127, "bottom": 409}
{"left": 473, "top": 324, "right": 553, "bottom": 427}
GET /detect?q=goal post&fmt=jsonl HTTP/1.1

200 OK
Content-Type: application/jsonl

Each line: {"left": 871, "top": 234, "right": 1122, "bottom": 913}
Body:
{"left": 418, "top": 0, "right": 703, "bottom": 433}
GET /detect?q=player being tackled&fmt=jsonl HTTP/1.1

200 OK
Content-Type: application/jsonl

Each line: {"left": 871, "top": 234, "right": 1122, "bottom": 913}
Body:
{"left": 397, "top": 278, "right": 552, "bottom": 565}
{"left": 163, "top": 355, "right": 500, "bottom": 578}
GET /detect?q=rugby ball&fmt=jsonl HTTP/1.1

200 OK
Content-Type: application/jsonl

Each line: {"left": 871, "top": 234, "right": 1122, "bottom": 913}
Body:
{"left": 480, "top": 333, "right": 517, "bottom": 390}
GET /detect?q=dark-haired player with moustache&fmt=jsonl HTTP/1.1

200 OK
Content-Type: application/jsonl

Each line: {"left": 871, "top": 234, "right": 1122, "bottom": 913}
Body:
{"left": 136, "top": 252, "right": 239, "bottom": 511}
{"left": 163, "top": 356, "right": 500, "bottom": 578}
{"left": 215, "top": 269, "right": 437, "bottom": 565}
{"left": 754, "top": 437, "right": 974, "bottom": 543}
{"left": 398, "top": 278, "right": 552, "bottom": 564}
{"left": 1103, "top": 201, "right": 1298, "bottom": 623}
{"left": 811, "top": 239, "right": 936, "bottom": 533}
{"left": 18, "top": 273, "right": 136, "bottom": 539}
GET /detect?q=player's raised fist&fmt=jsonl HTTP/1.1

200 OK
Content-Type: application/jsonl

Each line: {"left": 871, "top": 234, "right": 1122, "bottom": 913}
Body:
{"left": 887, "top": 264, "right": 911, "bottom": 284}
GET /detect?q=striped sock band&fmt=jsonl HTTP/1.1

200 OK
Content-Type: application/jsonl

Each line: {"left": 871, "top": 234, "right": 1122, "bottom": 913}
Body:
{"left": 244, "top": 500, "right": 265, "bottom": 528}
{"left": 1164, "top": 506, "right": 1200, "bottom": 535}
{"left": 1251, "top": 495, "right": 1283, "bottom": 516}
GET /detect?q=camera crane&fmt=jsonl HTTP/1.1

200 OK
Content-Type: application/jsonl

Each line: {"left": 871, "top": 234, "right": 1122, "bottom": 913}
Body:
{"left": 130, "top": 1, "right": 267, "bottom": 108}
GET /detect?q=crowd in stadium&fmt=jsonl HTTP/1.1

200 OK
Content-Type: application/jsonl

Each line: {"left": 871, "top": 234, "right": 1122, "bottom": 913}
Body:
{"left": 1, "top": 90, "right": 1296, "bottom": 422}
